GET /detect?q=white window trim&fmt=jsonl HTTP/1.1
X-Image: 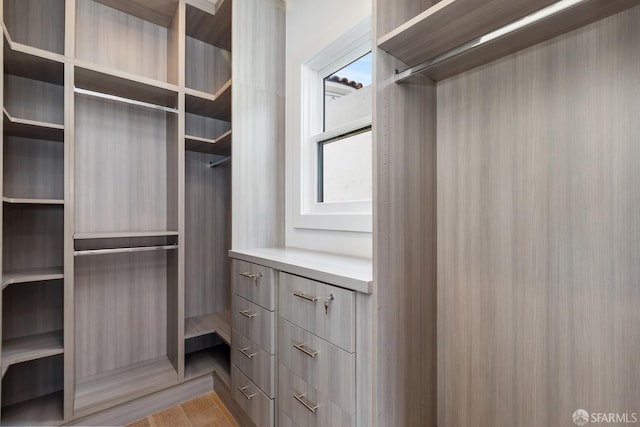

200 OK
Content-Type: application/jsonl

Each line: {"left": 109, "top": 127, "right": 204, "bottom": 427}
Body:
{"left": 293, "top": 16, "right": 373, "bottom": 233}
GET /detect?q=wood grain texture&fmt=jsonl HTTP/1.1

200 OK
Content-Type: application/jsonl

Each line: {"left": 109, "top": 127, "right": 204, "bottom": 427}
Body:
{"left": 231, "top": 0, "right": 285, "bottom": 250}
{"left": 3, "top": 110, "right": 65, "bottom": 142}
{"left": 3, "top": 136, "right": 64, "bottom": 200}
{"left": 1, "top": 355, "right": 63, "bottom": 408}
{"left": 185, "top": 112, "right": 231, "bottom": 140}
{"left": 184, "top": 345, "right": 230, "bottom": 382}
{"left": 232, "top": 294, "right": 275, "bottom": 355}
{"left": 2, "top": 204, "right": 63, "bottom": 271}
{"left": 91, "top": 0, "right": 179, "bottom": 27}
{"left": 1, "top": 330, "right": 64, "bottom": 376}
{"left": 1, "top": 266, "right": 63, "bottom": 288}
{"left": 185, "top": 310, "right": 231, "bottom": 343}
{"left": 376, "top": 0, "right": 436, "bottom": 40}
{"left": 4, "top": 75, "right": 64, "bottom": 125}
{"left": 3, "top": 38, "right": 65, "bottom": 85}
{"left": 232, "top": 259, "right": 275, "bottom": 310}
{"left": 185, "top": 36, "right": 231, "bottom": 94}
{"left": 278, "top": 363, "right": 354, "bottom": 427}
{"left": 3, "top": 0, "right": 65, "bottom": 54}
{"left": 185, "top": 81, "right": 231, "bottom": 121}
{"left": 74, "top": 94, "right": 169, "bottom": 234}
{"left": 437, "top": 8, "right": 640, "bottom": 427}
{"left": 76, "top": 0, "right": 170, "bottom": 82}
{"left": 373, "top": 48, "right": 437, "bottom": 427}
{"left": 2, "top": 280, "right": 63, "bottom": 340}
{"left": 74, "top": 252, "right": 169, "bottom": 379}
{"left": 166, "top": 0, "right": 184, "bottom": 86}
{"left": 231, "top": 363, "right": 274, "bottom": 427}
{"left": 185, "top": 149, "right": 230, "bottom": 318}
{"left": 185, "top": 131, "right": 231, "bottom": 155}
{"left": 278, "top": 272, "right": 355, "bottom": 353}
{"left": 278, "top": 318, "right": 355, "bottom": 414}
{"left": 186, "top": 0, "right": 231, "bottom": 50}
{"left": 231, "top": 328, "right": 275, "bottom": 398}
{"left": 0, "top": 391, "right": 63, "bottom": 426}
{"left": 378, "top": 0, "right": 556, "bottom": 66}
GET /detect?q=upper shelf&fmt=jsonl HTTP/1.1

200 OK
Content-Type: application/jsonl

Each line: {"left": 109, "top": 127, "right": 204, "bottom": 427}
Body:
{"left": 379, "top": 0, "right": 640, "bottom": 81}
{"left": 91, "top": 0, "right": 180, "bottom": 27}
{"left": 185, "top": 79, "right": 231, "bottom": 121}
{"left": 2, "top": 330, "right": 64, "bottom": 378}
{"left": 186, "top": 130, "right": 231, "bottom": 155}
{"left": 3, "top": 108, "right": 65, "bottom": 142}
{"left": 74, "top": 231, "right": 179, "bottom": 240}
{"left": 3, "top": 27, "right": 65, "bottom": 85}
{"left": 186, "top": 0, "right": 231, "bottom": 50}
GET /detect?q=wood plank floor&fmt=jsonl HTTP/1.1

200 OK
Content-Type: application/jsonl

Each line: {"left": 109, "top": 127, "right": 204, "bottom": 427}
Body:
{"left": 126, "top": 392, "right": 238, "bottom": 427}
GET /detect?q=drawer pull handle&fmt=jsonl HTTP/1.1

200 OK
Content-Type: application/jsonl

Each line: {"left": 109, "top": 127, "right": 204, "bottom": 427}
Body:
{"left": 239, "top": 385, "right": 256, "bottom": 400}
{"left": 239, "top": 347, "right": 257, "bottom": 359}
{"left": 293, "top": 342, "right": 318, "bottom": 358}
{"left": 239, "top": 272, "right": 263, "bottom": 283}
{"left": 293, "top": 291, "right": 318, "bottom": 302}
{"left": 239, "top": 309, "right": 257, "bottom": 318}
{"left": 293, "top": 393, "right": 319, "bottom": 414}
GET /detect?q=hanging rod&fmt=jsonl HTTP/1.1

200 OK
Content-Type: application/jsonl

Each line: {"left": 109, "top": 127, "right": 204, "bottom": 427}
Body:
{"left": 209, "top": 156, "right": 231, "bottom": 168}
{"left": 394, "top": 0, "right": 587, "bottom": 83}
{"left": 74, "top": 244, "right": 178, "bottom": 257}
{"left": 74, "top": 87, "right": 179, "bottom": 114}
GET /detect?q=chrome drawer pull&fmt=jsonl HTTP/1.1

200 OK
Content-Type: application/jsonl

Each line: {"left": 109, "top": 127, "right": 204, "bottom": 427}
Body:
{"left": 239, "top": 385, "right": 256, "bottom": 400}
{"left": 293, "top": 342, "right": 318, "bottom": 358}
{"left": 239, "top": 347, "right": 257, "bottom": 359}
{"left": 293, "top": 393, "right": 319, "bottom": 414}
{"left": 239, "top": 272, "right": 263, "bottom": 282}
{"left": 239, "top": 309, "right": 257, "bottom": 318}
{"left": 293, "top": 291, "right": 318, "bottom": 302}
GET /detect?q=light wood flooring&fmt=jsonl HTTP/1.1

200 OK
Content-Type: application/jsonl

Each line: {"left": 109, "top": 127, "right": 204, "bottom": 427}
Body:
{"left": 126, "top": 392, "right": 238, "bottom": 427}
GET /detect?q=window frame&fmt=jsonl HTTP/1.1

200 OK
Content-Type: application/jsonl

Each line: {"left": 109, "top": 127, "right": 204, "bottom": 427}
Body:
{"left": 293, "top": 16, "right": 373, "bottom": 233}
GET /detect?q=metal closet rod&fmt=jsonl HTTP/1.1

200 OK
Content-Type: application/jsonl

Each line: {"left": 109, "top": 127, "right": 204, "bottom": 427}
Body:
{"left": 74, "top": 244, "right": 178, "bottom": 257}
{"left": 394, "top": 0, "right": 586, "bottom": 83}
{"left": 74, "top": 87, "right": 179, "bottom": 114}
{"left": 209, "top": 156, "right": 231, "bottom": 168}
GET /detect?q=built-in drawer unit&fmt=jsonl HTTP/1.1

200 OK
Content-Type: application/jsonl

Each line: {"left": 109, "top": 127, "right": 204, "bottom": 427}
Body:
{"left": 232, "top": 364, "right": 274, "bottom": 427}
{"left": 232, "top": 328, "right": 276, "bottom": 398}
{"left": 278, "top": 318, "right": 355, "bottom": 414}
{"left": 232, "top": 294, "right": 276, "bottom": 354}
{"left": 278, "top": 363, "right": 354, "bottom": 427}
{"left": 279, "top": 272, "right": 356, "bottom": 352}
{"left": 232, "top": 259, "right": 275, "bottom": 310}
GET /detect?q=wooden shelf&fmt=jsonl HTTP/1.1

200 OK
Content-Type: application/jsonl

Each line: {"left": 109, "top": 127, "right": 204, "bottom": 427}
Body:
{"left": 3, "top": 197, "right": 64, "bottom": 205}
{"left": 0, "top": 391, "right": 64, "bottom": 427}
{"left": 91, "top": 0, "right": 180, "bottom": 28}
{"left": 186, "top": 0, "right": 231, "bottom": 50}
{"left": 185, "top": 130, "right": 231, "bottom": 155}
{"left": 185, "top": 80, "right": 231, "bottom": 121}
{"left": 3, "top": 26, "right": 65, "bottom": 85}
{"left": 74, "top": 356, "right": 178, "bottom": 414}
{"left": 378, "top": 0, "right": 638, "bottom": 81}
{"left": 74, "top": 231, "right": 179, "bottom": 240}
{"left": 185, "top": 310, "right": 231, "bottom": 344}
{"left": 2, "top": 267, "right": 64, "bottom": 289}
{"left": 75, "top": 62, "right": 179, "bottom": 109}
{"left": 3, "top": 108, "right": 64, "bottom": 141}
{"left": 185, "top": 345, "right": 230, "bottom": 384}
{"left": 1, "top": 330, "right": 64, "bottom": 378}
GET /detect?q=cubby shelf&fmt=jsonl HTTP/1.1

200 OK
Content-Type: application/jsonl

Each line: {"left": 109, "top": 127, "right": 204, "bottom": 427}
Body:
{"left": 74, "top": 356, "right": 179, "bottom": 415}
{"left": 185, "top": 130, "right": 231, "bottom": 155}
{"left": 184, "top": 310, "right": 231, "bottom": 344}
{"left": 379, "top": 0, "right": 638, "bottom": 81}
{"left": 0, "top": 391, "right": 64, "bottom": 427}
{"left": 3, "top": 26, "right": 65, "bottom": 85}
{"left": 3, "top": 108, "right": 64, "bottom": 142}
{"left": 185, "top": 80, "right": 232, "bottom": 121}
{"left": 186, "top": 0, "right": 231, "bottom": 51}
{"left": 74, "top": 231, "right": 179, "bottom": 240}
{"left": 2, "top": 267, "right": 64, "bottom": 289}
{"left": 1, "top": 330, "right": 64, "bottom": 378}
{"left": 2, "top": 197, "right": 64, "bottom": 205}
{"left": 91, "top": 0, "right": 180, "bottom": 27}
{"left": 184, "top": 345, "right": 230, "bottom": 385}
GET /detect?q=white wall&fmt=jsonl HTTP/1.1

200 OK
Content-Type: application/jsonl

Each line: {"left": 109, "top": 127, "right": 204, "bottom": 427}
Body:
{"left": 285, "top": 0, "right": 373, "bottom": 258}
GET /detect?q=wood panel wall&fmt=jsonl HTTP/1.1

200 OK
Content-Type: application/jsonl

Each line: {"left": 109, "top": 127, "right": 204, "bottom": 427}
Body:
{"left": 438, "top": 7, "right": 640, "bottom": 426}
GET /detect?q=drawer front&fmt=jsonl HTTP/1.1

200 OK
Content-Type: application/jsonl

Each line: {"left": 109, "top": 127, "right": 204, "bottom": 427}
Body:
{"left": 232, "top": 364, "right": 274, "bottom": 427}
{"left": 279, "top": 272, "right": 355, "bottom": 352}
{"left": 278, "top": 363, "right": 354, "bottom": 427}
{"left": 279, "top": 410, "right": 297, "bottom": 427}
{"left": 232, "top": 294, "right": 275, "bottom": 354}
{"left": 279, "top": 318, "right": 355, "bottom": 414}
{"left": 232, "top": 259, "right": 275, "bottom": 310}
{"left": 231, "top": 328, "right": 275, "bottom": 398}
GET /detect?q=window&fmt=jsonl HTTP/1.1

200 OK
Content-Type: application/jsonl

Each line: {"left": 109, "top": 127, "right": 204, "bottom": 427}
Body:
{"left": 294, "top": 17, "right": 373, "bottom": 233}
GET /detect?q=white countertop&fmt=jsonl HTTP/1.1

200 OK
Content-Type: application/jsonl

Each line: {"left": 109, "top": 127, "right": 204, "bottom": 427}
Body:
{"left": 229, "top": 247, "right": 373, "bottom": 294}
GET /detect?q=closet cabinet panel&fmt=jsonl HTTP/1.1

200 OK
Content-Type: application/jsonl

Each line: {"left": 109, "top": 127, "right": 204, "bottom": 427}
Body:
{"left": 232, "top": 259, "right": 275, "bottom": 310}
{"left": 437, "top": 7, "right": 640, "bottom": 427}
{"left": 3, "top": 0, "right": 65, "bottom": 55}
{"left": 231, "top": 328, "right": 275, "bottom": 398}
{"left": 231, "top": 363, "right": 274, "bottom": 427}
{"left": 232, "top": 294, "right": 275, "bottom": 354}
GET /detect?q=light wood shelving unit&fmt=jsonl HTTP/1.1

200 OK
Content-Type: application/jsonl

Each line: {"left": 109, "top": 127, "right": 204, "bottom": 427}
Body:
{"left": 0, "top": 0, "right": 233, "bottom": 424}
{"left": 374, "top": 0, "right": 640, "bottom": 426}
